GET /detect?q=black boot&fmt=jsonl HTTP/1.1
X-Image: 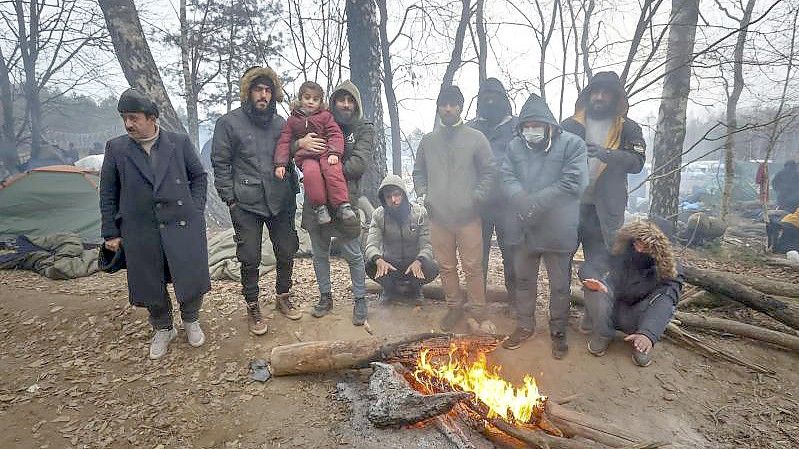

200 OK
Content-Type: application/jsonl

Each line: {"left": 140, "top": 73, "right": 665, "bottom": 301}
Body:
{"left": 352, "top": 297, "right": 367, "bottom": 326}
{"left": 551, "top": 331, "right": 569, "bottom": 360}
{"left": 312, "top": 292, "right": 333, "bottom": 318}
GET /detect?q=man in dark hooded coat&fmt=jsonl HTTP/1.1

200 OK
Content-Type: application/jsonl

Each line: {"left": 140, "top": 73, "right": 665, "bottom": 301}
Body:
{"left": 561, "top": 71, "right": 646, "bottom": 334}
{"left": 100, "top": 88, "right": 210, "bottom": 360}
{"left": 500, "top": 93, "right": 587, "bottom": 359}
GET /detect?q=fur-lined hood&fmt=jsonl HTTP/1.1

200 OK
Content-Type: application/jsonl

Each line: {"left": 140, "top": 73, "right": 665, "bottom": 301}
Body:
{"left": 239, "top": 66, "right": 284, "bottom": 104}
{"left": 612, "top": 220, "right": 678, "bottom": 281}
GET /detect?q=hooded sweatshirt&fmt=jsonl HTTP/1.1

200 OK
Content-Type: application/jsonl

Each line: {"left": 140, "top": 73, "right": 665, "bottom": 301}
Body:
{"left": 365, "top": 174, "right": 434, "bottom": 264}
{"left": 500, "top": 94, "right": 588, "bottom": 253}
{"left": 467, "top": 78, "right": 517, "bottom": 209}
{"left": 298, "top": 80, "right": 374, "bottom": 237}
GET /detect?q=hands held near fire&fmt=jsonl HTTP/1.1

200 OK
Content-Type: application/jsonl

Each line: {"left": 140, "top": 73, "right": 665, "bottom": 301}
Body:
{"left": 375, "top": 258, "right": 396, "bottom": 278}
{"left": 624, "top": 333, "right": 653, "bottom": 354}
{"left": 105, "top": 237, "right": 122, "bottom": 252}
{"left": 375, "top": 258, "right": 425, "bottom": 280}
{"left": 582, "top": 278, "right": 608, "bottom": 293}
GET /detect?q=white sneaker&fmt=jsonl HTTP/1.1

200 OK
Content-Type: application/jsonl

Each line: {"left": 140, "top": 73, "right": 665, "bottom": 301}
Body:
{"left": 149, "top": 328, "right": 177, "bottom": 360}
{"left": 184, "top": 320, "right": 205, "bottom": 347}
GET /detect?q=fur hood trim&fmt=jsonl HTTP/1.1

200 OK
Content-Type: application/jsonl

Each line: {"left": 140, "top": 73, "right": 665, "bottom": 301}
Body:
{"left": 239, "top": 66, "right": 284, "bottom": 103}
{"left": 612, "top": 220, "right": 678, "bottom": 280}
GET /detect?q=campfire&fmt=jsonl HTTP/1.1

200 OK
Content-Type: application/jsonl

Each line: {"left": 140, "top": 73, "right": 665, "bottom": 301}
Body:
{"left": 268, "top": 333, "right": 666, "bottom": 448}
{"left": 411, "top": 344, "right": 547, "bottom": 425}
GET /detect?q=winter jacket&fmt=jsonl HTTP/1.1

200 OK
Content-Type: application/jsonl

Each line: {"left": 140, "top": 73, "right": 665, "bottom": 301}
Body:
{"left": 500, "top": 94, "right": 588, "bottom": 253}
{"left": 561, "top": 72, "right": 646, "bottom": 245}
{"left": 298, "top": 80, "right": 374, "bottom": 238}
{"left": 365, "top": 174, "right": 434, "bottom": 265}
{"left": 274, "top": 108, "right": 345, "bottom": 167}
{"left": 412, "top": 120, "right": 495, "bottom": 227}
{"left": 773, "top": 164, "right": 799, "bottom": 211}
{"left": 100, "top": 129, "right": 210, "bottom": 305}
{"left": 212, "top": 66, "right": 298, "bottom": 217}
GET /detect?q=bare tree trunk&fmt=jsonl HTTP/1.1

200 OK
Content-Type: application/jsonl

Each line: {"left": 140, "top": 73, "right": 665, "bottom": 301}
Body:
{"left": 179, "top": 0, "right": 200, "bottom": 149}
{"left": 376, "top": 0, "right": 402, "bottom": 176}
{"left": 649, "top": 0, "right": 699, "bottom": 226}
{"left": 721, "top": 0, "right": 756, "bottom": 222}
{"left": 0, "top": 48, "right": 18, "bottom": 173}
{"left": 98, "top": 0, "right": 186, "bottom": 134}
{"left": 441, "top": 0, "right": 472, "bottom": 89}
{"left": 476, "top": 0, "right": 487, "bottom": 85}
{"left": 346, "top": 0, "right": 386, "bottom": 204}
{"left": 14, "top": 0, "right": 43, "bottom": 159}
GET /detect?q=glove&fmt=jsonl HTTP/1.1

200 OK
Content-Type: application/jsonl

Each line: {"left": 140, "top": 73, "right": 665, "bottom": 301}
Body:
{"left": 586, "top": 143, "right": 608, "bottom": 161}
{"left": 519, "top": 205, "right": 541, "bottom": 227}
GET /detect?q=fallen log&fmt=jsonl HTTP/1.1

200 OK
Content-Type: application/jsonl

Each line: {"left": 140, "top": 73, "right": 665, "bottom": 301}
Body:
{"left": 367, "top": 362, "right": 472, "bottom": 427}
{"left": 674, "top": 311, "right": 799, "bottom": 352}
{"left": 683, "top": 265, "right": 799, "bottom": 331}
{"left": 664, "top": 323, "right": 774, "bottom": 374}
{"left": 737, "top": 275, "right": 799, "bottom": 299}
{"left": 269, "top": 333, "right": 504, "bottom": 376}
{"left": 489, "top": 418, "right": 611, "bottom": 449}
{"left": 546, "top": 402, "right": 658, "bottom": 448}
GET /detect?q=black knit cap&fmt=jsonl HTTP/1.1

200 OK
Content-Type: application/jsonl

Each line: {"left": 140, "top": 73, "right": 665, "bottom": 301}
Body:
{"left": 437, "top": 85, "right": 464, "bottom": 108}
{"left": 117, "top": 88, "right": 159, "bottom": 117}
{"left": 585, "top": 71, "right": 624, "bottom": 96}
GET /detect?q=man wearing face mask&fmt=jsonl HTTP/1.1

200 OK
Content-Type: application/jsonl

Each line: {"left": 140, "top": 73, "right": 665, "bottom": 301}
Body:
{"left": 499, "top": 93, "right": 587, "bottom": 359}
{"left": 561, "top": 73, "right": 645, "bottom": 307}
{"left": 467, "top": 78, "right": 518, "bottom": 305}
{"left": 413, "top": 85, "right": 496, "bottom": 332}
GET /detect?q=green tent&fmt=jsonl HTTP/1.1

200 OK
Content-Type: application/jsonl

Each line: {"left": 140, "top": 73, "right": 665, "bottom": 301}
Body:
{"left": 0, "top": 165, "right": 101, "bottom": 243}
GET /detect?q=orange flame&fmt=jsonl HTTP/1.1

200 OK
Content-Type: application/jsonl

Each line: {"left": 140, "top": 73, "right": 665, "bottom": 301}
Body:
{"left": 413, "top": 345, "right": 547, "bottom": 424}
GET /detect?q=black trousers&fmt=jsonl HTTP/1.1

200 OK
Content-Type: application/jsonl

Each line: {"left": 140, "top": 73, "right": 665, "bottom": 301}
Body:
{"left": 366, "top": 256, "right": 439, "bottom": 295}
{"left": 481, "top": 213, "right": 517, "bottom": 299}
{"left": 578, "top": 204, "right": 610, "bottom": 273}
{"left": 147, "top": 290, "right": 203, "bottom": 330}
{"left": 230, "top": 206, "right": 299, "bottom": 303}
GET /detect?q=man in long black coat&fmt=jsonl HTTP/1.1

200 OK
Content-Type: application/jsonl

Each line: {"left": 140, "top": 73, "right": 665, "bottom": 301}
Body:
{"left": 100, "top": 88, "right": 210, "bottom": 360}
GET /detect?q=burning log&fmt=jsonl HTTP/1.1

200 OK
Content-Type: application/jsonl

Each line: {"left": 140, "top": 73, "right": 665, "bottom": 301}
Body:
{"left": 367, "top": 362, "right": 473, "bottom": 427}
{"left": 268, "top": 333, "right": 504, "bottom": 376}
{"left": 684, "top": 265, "right": 799, "bottom": 331}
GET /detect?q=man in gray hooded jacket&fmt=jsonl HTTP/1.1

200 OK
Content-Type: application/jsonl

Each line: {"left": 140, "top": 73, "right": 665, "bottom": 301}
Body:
{"left": 500, "top": 93, "right": 588, "bottom": 359}
{"left": 365, "top": 174, "right": 438, "bottom": 302}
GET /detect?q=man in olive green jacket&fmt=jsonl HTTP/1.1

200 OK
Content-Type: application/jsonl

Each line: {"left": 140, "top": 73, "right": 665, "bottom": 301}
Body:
{"left": 412, "top": 85, "right": 496, "bottom": 331}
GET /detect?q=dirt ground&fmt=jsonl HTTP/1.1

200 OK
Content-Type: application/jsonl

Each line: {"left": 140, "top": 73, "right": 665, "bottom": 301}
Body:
{"left": 1, "top": 250, "right": 798, "bottom": 449}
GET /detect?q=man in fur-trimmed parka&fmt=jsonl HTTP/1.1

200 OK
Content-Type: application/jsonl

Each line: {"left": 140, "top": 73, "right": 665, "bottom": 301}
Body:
{"left": 579, "top": 220, "right": 685, "bottom": 367}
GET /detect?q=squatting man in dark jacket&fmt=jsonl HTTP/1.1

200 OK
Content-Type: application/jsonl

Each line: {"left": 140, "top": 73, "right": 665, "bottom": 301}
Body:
{"left": 365, "top": 175, "right": 439, "bottom": 303}
{"left": 579, "top": 221, "right": 685, "bottom": 367}
{"left": 500, "top": 93, "right": 588, "bottom": 359}
{"left": 212, "top": 67, "right": 302, "bottom": 336}
{"left": 100, "top": 88, "right": 210, "bottom": 360}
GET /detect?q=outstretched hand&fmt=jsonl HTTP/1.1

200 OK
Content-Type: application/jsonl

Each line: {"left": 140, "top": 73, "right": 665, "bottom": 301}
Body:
{"left": 375, "top": 258, "right": 397, "bottom": 278}
{"left": 105, "top": 237, "right": 122, "bottom": 252}
{"left": 405, "top": 260, "right": 425, "bottom": 279}
{"left": 624, "top": 333, "right": 653, "bottom": 354}
{"left": 582, "top": 278, "right": 608, "bottom": 293}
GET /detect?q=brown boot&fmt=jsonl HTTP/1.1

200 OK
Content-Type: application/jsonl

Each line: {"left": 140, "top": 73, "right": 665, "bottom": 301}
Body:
{"left": 276, "top": 292, "right": 301, "bottom": 320}
{"left": 247, "top": 302, "right": 268, "bottom": 335}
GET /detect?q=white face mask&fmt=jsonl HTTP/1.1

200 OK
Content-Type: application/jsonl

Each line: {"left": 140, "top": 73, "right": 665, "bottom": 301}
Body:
{"left": 522, "top": 126, "right": 547, "bottom": 144}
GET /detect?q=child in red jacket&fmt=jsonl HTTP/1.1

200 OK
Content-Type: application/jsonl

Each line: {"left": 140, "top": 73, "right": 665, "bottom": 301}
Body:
{"left": 274, "top": 81, "right": 356, "bottom": 224}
